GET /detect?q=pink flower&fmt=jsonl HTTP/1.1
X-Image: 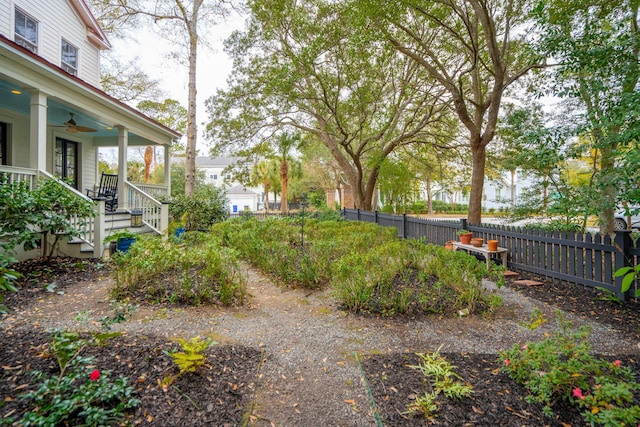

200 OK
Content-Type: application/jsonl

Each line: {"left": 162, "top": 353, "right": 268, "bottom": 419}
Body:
{"left": 572, "top": 388, "right": 584, "bottom": 399}
{"left": 89, "top": 369, "right": 101, "bottom": 381}
{"left": 504, "top": 359, "right": 510, "bottom": 367}
{"left": 614, "top": 360, "right": 621, "bottom": 367}
{"left": 521, "top": 344, "right": 528, "bottom": 350}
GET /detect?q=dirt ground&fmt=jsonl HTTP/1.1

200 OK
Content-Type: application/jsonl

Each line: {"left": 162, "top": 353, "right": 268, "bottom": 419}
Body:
{"left": 1, "top": 257, "right": 639, "bottom": 426}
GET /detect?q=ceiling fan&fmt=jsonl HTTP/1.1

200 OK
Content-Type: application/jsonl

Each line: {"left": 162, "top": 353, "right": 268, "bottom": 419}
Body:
{"left": 61, "top": 113, "right": 97, "bottom": 134}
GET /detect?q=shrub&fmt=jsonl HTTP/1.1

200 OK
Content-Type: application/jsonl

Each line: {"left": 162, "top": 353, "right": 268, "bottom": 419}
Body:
{"left": 111, "top": 233, "right": 246, "bottom": 306}
{"left": 13, "top": 330, "right": 138, "bottom": 426}
{"left": 169, "top": 185, "right": 229, "bottom": 231}
{"left": 501, "top": 312, "right": 640, "bottom": 424}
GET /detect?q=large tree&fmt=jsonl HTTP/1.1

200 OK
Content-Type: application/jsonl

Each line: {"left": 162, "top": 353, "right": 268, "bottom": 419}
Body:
{"left": 206, "top": 0, "right": 451, "bottom": 210}
{"left": 532, "top": 0, "right": 640, "bottom": 233}
{"left": 89, "top": 0, "right": 230, "bottom": 195}
{"left": 355, "top": 0, "right": 542, "bottom": 222}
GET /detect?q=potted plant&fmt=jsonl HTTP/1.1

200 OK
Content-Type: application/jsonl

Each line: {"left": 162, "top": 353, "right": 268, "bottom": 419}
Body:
{"left": 457, "top": 229, "right": 473, "bottom": 245}
{"left": 104, "top": 230, "right": 138, "bottom": 254}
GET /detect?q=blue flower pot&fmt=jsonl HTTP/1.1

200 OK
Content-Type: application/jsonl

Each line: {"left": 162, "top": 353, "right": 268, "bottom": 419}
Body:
{"left": 175, "top": 227, "right": 186, "bottom": 241}
{"left": 116, "top": 237, "right": 136, "bottom": 252}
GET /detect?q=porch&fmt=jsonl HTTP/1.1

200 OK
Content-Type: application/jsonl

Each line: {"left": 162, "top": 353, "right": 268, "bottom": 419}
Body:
{"left": 0, "top": 165, "right": 169, "bottom": 259}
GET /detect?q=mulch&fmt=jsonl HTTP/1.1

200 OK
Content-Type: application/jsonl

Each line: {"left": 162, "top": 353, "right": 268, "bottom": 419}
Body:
{"left": 2, "top": 257, "right": 640, "bottom": 426}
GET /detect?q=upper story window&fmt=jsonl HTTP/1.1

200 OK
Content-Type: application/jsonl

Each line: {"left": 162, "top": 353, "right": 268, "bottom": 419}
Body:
{"left": 61, "top": 39, "right": 78, "bottom": 76}
{"left": 14, "top": 8, "right": 38, "bottom": 53}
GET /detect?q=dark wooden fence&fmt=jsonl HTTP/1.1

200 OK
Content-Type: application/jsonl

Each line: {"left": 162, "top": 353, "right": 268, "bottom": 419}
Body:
{"left": 342, "top": 208, "right": 639, "bottom": 300}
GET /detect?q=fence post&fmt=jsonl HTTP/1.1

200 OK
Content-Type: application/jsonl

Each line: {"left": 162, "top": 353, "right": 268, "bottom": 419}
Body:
{"left": 402, "top": 213, "right": 407, "bottom": 239}
{"left": 374, "top": 210, "right": 378, "bottom": 225}
{"left": 357, "top": 209, "right": 360, "bottom": 221}
{"left": 460, "top": 218, "right": 468, "bottom": 231}
{"left": 614, "top": 230, "right": 633, "bottom": 301}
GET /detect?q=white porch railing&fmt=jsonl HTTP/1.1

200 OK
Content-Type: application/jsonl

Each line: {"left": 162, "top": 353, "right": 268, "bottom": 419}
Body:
{"left": 129, "top": 182, "right": 169, "bottom": 199}
{"left": 1, "top": 166, "right": 168, "bottom": 259}
{"left": 0, "top": 165, "right": 38, "bottom": 188}
{"left": 125, "top": 181, "right": 168, "bottom": 235}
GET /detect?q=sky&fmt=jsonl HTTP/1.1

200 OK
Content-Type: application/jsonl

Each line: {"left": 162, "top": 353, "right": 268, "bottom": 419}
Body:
{"left": 107, "top": 11, "right": 246, "bottom": 153}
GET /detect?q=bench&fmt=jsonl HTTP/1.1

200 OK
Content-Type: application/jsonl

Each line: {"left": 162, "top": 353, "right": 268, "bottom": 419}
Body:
{"left": 86, "top": 173, "right": 118, "bottom": 212}
{"left": 451, "top": 241, "right": 507, "bottom": 269}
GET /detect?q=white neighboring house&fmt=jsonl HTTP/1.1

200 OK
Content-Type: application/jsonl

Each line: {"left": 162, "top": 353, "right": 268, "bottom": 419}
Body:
{"left": 0, "top": 0, "right": 180, "bottom": 259}
{"left": 179, "top": 156, "right": 261, "bottom": 213}
{"left": 431, "top": 170, "right": 536, "bottom": 211}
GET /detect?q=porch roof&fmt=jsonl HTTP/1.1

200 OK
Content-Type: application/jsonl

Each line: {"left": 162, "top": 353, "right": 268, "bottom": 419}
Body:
{"left": 0, "top": 35, "right": 182, "bottom": 147}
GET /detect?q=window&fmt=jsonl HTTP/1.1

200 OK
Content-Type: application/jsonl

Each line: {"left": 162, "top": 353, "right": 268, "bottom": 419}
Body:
{"left": 55, "top": 138, "right": 78, "bottom": 188}
{"left": 14, "top": 8, "right": 38, "bottom": 53}
{"left": 213, "top": 174, "right": 218, "bottom": 180}
{"left": 495, "top": 187, "right": 502, "bottom": 202}
{"left": 61, "top": 39, "right": 78, "bottom": 76}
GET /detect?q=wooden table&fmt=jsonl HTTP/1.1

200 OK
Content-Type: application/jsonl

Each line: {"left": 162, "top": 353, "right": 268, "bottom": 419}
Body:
{"left": 451, "top": 242, "right": 507, "bottom": 269}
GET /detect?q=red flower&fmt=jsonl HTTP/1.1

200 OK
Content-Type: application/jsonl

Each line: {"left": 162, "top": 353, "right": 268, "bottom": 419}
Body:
{"left": 504, "top": 359, "right": 510, "bottom": 367}
{"left": 89, "top": 369, "right": 101, "bottom": 381}
{"left": 572, "top": 388, "right": 584, "bottom": 399}
{"left": 614, "top": 360, "right": 621, "bottom": 367}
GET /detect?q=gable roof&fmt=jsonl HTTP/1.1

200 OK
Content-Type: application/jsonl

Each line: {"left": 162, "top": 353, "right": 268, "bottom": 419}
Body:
{"left": 68, "top": 0, "right": 111, "bottom": 50}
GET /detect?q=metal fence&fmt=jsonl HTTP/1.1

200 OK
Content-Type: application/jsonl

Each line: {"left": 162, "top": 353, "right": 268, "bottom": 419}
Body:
{"left": 342, "top": 208, "right": 638, "bottom": 300}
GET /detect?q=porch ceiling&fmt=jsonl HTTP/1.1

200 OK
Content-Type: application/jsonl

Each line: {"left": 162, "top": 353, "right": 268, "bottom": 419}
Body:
{"left": 0, "top": 77, "right": 165, "bottom": 146}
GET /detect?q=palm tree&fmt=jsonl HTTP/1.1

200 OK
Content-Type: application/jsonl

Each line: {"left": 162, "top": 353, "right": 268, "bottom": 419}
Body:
{"left": 274, "top": 133, "right": 301, "bottom": 213}
{"left": 251, "top": 159, "right": 279, "bottom": 211}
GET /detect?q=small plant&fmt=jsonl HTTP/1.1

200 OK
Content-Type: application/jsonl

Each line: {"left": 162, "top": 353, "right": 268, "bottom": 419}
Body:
{"left": 0, "top": 250, "right": 21, "bottom": 313}
{"left": 613, "top": 264, "right": 640, "bottom": 297}
{"left": 405, "top": 345, "right": 473, "bottom": 418}
{"left": 501, "top": 312, "right": 640, "bottom": 424}
{"left": 519, "top": 307, "right": 547, "bottom": 330}
{"left": 457, "top": 229, "right": 471, "bottom": 236}
{"left": 103, "top": 229, "right": 137, "bottom": 244}
{"left": 13, "top": 330, "right": 138, "bottom": 426}
{"left": 161, "top": 336, "right": 215, "bottom": 390}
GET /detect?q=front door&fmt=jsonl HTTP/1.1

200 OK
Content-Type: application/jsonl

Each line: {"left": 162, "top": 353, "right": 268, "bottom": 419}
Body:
{"left": 55, "top": 137, "right": 78, "bottom": 188}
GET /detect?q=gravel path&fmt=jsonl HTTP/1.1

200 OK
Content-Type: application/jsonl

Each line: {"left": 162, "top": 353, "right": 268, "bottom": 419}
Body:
{"left": 2, "top": 266, "right": 636, "bottom": 426}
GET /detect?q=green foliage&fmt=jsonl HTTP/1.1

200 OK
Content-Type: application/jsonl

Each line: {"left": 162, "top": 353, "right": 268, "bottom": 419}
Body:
{"left": 614, "top": 265, "right": 640, "bottom": 297}
{"left": 0, "top": 178, "right": 95, "bottom": 259}
{"left": 169, "top": 185, "right": 229, "bottom": 231}
{"left": 405, "top": 346, "right": 473, "bottom": 418}
{"left": 12, "top": 330, "right": 138, "bottom": 426}
{"left": 171, "top": 336, "right": 214, "bottom": 374}
{"left": 215, "top": 218, "right": 501, "bottom": 316}
{"left": 111, "top": 233, "right": 246, "bottom": 306}
{"left": 501, "top": 312, "right": 640, "bottom": 424}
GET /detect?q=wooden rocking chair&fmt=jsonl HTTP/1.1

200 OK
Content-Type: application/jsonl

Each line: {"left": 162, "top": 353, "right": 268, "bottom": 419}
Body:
{"left": 86, "top": 173, "right": 118, "bottom": 212}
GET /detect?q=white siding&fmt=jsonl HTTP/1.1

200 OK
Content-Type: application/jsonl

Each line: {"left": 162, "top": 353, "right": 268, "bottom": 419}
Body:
{"left": 9, "top": 0, "right": 102, "bottom": 86}
{"left": 0, "top": 4, "right": 10, "bottom": 38}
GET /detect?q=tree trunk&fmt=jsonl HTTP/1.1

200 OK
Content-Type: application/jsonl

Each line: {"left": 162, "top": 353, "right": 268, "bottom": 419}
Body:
{"left": 468, "top": 144, "right": 486, "bottom": 224}
{"left": 599, "top": 146, "right": 617, "bottom": 234}
{"left": 263, "top": 182, "right": 270, "bottom": 212}
{"left": 280, "top": 159, "right": 288, "bottom": 212}
{"left": 184, "top": 4, "right": 201, "bottom": 196}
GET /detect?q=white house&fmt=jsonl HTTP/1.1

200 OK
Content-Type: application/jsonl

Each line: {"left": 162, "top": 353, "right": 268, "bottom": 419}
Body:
{"left": 0, "top": 0, "right": 181, "bottom": 258}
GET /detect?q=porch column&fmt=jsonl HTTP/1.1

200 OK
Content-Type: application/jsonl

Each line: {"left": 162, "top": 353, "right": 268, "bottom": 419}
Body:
{"left": 164, "top": 145, "right": 171, "bottom": 196}
{"left": 29, "top": 90, "right": 47, "bottom": 171}
{"left": 116, "top": 125, "right": 128, "bottom": 211}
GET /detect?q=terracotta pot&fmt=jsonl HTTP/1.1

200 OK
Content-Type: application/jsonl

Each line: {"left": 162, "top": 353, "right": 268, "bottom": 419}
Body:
{"left": 459, "top": 233, "right": 473, "bottom": 245}
{"left": 471, "top": 237, "right": 484, "bottom": 247}
{"left": 444, "top": 240, "right": 454, "bottom": 250}
{"left": 487, "top": 240, "right": 498, "bottom": 251}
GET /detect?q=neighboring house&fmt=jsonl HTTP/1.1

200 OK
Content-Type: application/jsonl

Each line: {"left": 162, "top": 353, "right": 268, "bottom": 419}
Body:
{"left": 431, "top": 170, "right": 536, "bottom": 211}
{"left": 196, "top": 156, "right": 261, "bottom": 213}
{"left": 0, "top": 0, "right": 181, "bottom": 259}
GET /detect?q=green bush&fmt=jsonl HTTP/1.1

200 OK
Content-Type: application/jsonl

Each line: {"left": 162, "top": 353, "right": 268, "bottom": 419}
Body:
{"left": 215, "top": 218, "right": 502, "bottom": 315}
{"left": 169, "top": 185, "right": 229, "bottom": 231}
{"left": 111, "top": 233, "right": 245, "bottom": 306}
{"left": 501, "top": 313, "right": 640, "bottom": 424}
